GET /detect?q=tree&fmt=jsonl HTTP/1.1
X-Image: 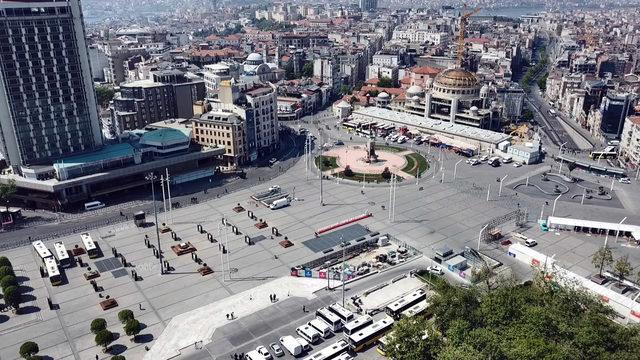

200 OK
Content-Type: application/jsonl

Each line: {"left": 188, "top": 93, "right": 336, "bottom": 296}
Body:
{"left": 111, "top": 356, "right": 126, "bottom": 360}
{"left": 0, "top": 179, "right": 16, "bottom": 211}
{"left": 0, "top": 274, "right": 17, "bottom": 290}
{"left": 377, "top": 76, "right": 394, "bottom": 88}
{"left": 302, "top": 62, "right": 313, "bottom": 78}
{"left": 340, "top": 84, "right": 352, "bottom": 95}
{"left": 0, "top": 256, "right": 12, "bottom": 268}
{"left": 95, "top": 86, "right": 115, "bottom": 108}
{"left": 90, "top": 318, "right": 107, "bottom": 334}
{"left": 94, "top": 329, "right": 114, "bottom": 352}
{"left": 0, "top": 265, "right": 15, "bottom": 279}
{"left": 343, "top": 165, "right": 353, "bottom": 177}
{"left": 613, "top": 255, "right": 632, "bottom": 283}
{"left": 591, "top": 246, "right": 613, "bottom": 276}
{"left": 19, "top": 341, "right": 39, "bottom": 358}
{"left": 3, "top": 285, "right": 20, "bottom": 310}
{"left": 537, "top": 75, "right": 547, "bottom": 90}
{"left": 385, "top": 316, "right": 442, "bottom": 360}
{"left": 381, "top": 167, "right": 392, "bottom": 180}
{"left": 522, "top": 109, "right": 534, "bottom": 121}
{"left": 124, "top": 319, "right": 141, "bottom": 341}
{"left": 117, "top": 309, "right": 134, "bottom": 324}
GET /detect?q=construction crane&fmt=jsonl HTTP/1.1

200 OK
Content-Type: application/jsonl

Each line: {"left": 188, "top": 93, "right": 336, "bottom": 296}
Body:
{"left": 457, "top": 4, "right": 481, "bottom": 68}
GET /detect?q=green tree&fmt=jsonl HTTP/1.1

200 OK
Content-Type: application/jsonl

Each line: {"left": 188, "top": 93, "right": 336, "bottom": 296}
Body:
{"left": 95, "top": 86, "right": 115, "bottom": 108}
{"left": 3, "top": 285, "right": 20, "bottom": 310}
{"left": 381, "top": 167, "right": 392, "bottom": 180}
{"left": 343, "top": 165, "right": 353, "bottom": 177}
{"left": 0, "top": 274, "right": 17, "bottom": 290}
{"left": 0, "top": 256, "right": 12, "bottom": 268}
{"left": 537, "top": 75, "right": 547, "bottom": 90}
{"left": 302, "top": 62, "right": 313, "bottom": 78}
{"left": 385, "top": 316, "right": 442, "bottom": 360}
{"left": 0, "top": 179, "right": 16, "bottom": 211}
{"left": 0, "top": 265, "right": 14, "bottom": 278}
{"left": 522, "top": 109, "right": 534, "bottom": 121}
{"left": 591, "top": 246, "right": 613, "bottom": 276}
{"left": 437, "top": 343, "right": 482, "bottom": 360}
{"left": 377, "top": 76, "right": 394, "bottom": 88}
{"left": 613, "top": 255, "right": 632, "bottom": 283}
{"left": 111, "top": 356, "right": 126, "bottom": 360}
{"left": 340, "top": 84, "right": 352, "bottom": 95}
{"left": 117, "top": 309, "right": 134, "bottom": 324}
{"left": 19, "top": 341, "right": 39, "bottom": 358}
{"left": 124, "top": 319, "right": 141, "bottom": 341}
{"left": 284, "top": 62, "right": 295, "bottom": 80}
{"left": 94, "top": 330, "right": 114, "bottom": 352}
{"left": 90, "top": 318, "right": 107, "bottom": 334}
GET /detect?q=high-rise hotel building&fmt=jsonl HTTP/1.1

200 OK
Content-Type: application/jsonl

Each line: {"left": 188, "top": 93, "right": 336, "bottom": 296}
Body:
{"left": 0, "top": 0, "right": 102, "bottom": 170}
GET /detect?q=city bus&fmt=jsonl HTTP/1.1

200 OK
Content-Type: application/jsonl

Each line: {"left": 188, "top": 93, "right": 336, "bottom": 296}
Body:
{"left": 385, "top": 288, "right": 427, "bottom": 319}
{"left": 316, "top": 307, "right": 343, "bottom": 332}
{"left": 80, "top": 232, "right": 99, "bottom": 258}
{"left": 590, "top": 147, "right": 618, "bottom": 160}
{"left": 302, "top": 339, "right": 349, "bottom": 360}
{"left": 400, "top": 299, "right": 428, "bottom": 319}
{"left": 32, "top": 240, "right": 53, "bottom": 262}
{"left": 328, "top": 303, "right": 355, "bottom": 325}
{"left": 44, "top": 256, "right": 62, "bottom": 286}
{"left": 347, "top": 317, "right": 394, "bottom": 352}
{"left": 343, "top": 315, "right": 373, "bottom": 336}
{"left": 53, "top": 241, "right": 70, "bottom": 267}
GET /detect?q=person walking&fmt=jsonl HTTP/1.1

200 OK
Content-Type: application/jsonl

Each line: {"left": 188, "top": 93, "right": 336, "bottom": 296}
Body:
{"left": 302, "top": 305, "right": 306, "bottom": 312}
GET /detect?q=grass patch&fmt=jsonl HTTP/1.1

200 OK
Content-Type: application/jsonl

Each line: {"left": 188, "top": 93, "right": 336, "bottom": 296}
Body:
{"left": 401, "top": 152, "right": 429, "bottom": 176}
{"left": 315, "top": 155, "right": 339, "bottom": 171}
{"left": 376, "top": 145, "right": 403, "bottom": 153}
{"left": 336, "top": 171, "right": 403, "bottom": 183}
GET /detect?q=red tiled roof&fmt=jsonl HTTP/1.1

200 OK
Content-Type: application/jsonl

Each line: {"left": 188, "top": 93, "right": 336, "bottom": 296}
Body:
{"left": 410, "top": 66, "right": 442, "bottom": 76}
{"left": 628, "top": 116, "right": 640, "bottom": 126}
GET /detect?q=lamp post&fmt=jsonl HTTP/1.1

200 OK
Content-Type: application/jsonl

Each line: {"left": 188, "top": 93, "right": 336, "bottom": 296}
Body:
{"left": 486, "top": 184, "right": 491, "bottom": 202}
{"left": 325, "top": 261, "right": 331, "bottom": 290}
{"left": 559, "top": 141, "right": 567, "bottom": 154}
{"left": 453, "top": 159, "right": 463, "bottom": 180}
{"left": 614, "top": 217, "right": 627, "bottom": 244}
{"left": 498, "top": 174, "right": 509, "bottom": 197}
{"left": 340, "top": 236, "right": 346, "bottom": 307}
{"left": 478, "top": 224, "right": 489, "bottom": 251}
{"left": 551, "top": 193, "right": 562, "bottom": 216}
{"left": 145, "top": 173, "right": 163, "bottom": 275}
{"left": 539, "top": 202, "right": 545, "bottom": 221}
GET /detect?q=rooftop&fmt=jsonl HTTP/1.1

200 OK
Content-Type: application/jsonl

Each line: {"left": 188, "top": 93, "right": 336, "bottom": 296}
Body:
{"left": 53, "top": 143, "right": 135, "bottom": 171}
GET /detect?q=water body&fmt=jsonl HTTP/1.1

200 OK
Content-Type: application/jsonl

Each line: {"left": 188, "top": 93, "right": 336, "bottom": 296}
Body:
{"left": 477, "top": 6, "right": 546, "bottom": 18}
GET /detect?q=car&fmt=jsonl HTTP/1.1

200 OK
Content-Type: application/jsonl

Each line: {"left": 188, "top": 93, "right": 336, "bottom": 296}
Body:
{"left": 480, "top": 155, "right": 489, "bottom": 162}
{"left": 296, "top": 337, "right": 311, "bottom": 351}
{"left": 334, "top": 140, "right": 344, "bottom": 145}
{"left": 619, "top": 177, "right": 631, "bottom": 184}
{"left": 513, "top": 162, "right": 522, "bottom": 168}
{"left": 524, "top": 239, "right": 538, "bottom": 247}
{"left": 426, "top": 265, "right": 444, "bottom": 275}
{"left": 256, "top": 345, "right": 273, "bottom": 360}
{"left": 469, "top": 159, "right": 481, "bottom": 166}
{"left": 500, "top": 239, "right": 512, "bottom": 246}
{"left": 269, "top": 343, "right": 284, "bottom": 357}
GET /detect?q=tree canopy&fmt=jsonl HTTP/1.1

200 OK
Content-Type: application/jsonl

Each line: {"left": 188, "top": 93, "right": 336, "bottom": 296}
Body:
{"left": 0, "top": 179, "right": 16, "bottom": 210}
{"left": 94, "top": 86, "right": 115, "bottom": 108}
{"left": 19, "top": 341, "right": 39, "bottom": 359}
{"left": 388, "top": 279, "right": 640, "bottom": 360}
{"left": 302, "top": 62, "right": 314, "bottom": 78}
{"left": 377, "top": 76, "right": 395, "bottom": 88}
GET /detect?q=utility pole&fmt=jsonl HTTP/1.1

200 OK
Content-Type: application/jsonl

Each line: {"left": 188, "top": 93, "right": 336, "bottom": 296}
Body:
{"left": 319, "top": 135, "right": 324, "bottom": 206}
{"left": 166, "top": 168, "right": 173, "bottom": 224}
{"left": 160, "top": 175, "right": 167, "bottom": 224}
{"left": 145, "top": 173, "right": 163, "bottom": 275}
{"left": 341, "top": 236, "right": 346, "bottom": 307}
{"left": 392, "top": 174, "right": 397, "bottom": 222}
{"left": 486, "top": 184, "right": 491, "bottom": 201}
{"left": 499, "top": 174, "right": 509, "bottom": 197}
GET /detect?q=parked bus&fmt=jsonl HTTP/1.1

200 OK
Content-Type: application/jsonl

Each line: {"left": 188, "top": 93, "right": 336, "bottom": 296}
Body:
{"left": 385, "top": 288, "right": 427, "bottom": 319}
{"left": 303, "top": 339, "right": 349, "bottom": 360}
{"left": 316, "top": 307, "right": 343, "bottom": 332}
{"left": 80, "top": 232, "right": 99, "bottom": 258}
{"left": 53, "top": 241, "right": 70, "bottom": 267}
{"left": 328, "top": 303, "right": 354, "bottom": 324}
{"left": 347, "top": 317, "right": 394, "bottom": 352}
{"left": 44, "top": 257, "right": 62, "bottom": 286}
{"left": 400, "top": 299, "right": 428, "bottom": 319}
{"left": 334, "top": 353, "right": 353, "bottom": 360}
{"left": 84, "top": 201, "right": 105, "bottom": 211}
{"left": 589, "top": 150, "right": 618, "bottom": 160}
{"left": 343, "top": 315, "right": 373, "bottom": 336}
{"left": 32, "top": 240, "right": 52, "bottom": 261}
{"left": 296, "top": 324, "right": 322, "bottom": 344}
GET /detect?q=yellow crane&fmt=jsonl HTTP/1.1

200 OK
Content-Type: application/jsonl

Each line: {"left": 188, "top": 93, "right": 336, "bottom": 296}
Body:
{"left": 457, "top": 5, "right": 481, "bottom": 68}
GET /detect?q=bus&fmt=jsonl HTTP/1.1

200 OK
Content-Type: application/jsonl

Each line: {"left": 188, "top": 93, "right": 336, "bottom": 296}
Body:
{"left": 316, "top": 307, "right": 343, "bottom": 332}
{"left": 302, "top": 339, "right": 349, "bottom": 360}
{"left": 80, "top": 232, "right": 99, "bottom": 258}
{"left": 53, "top": 241, "right": 70, "bottom": 267}
{"left": 590, "top": 148, "right": 618, "bottom": 160}
{"left": 44, "top": 257, "right": 62, "bottom": 286}
{"left": 84, "top": 201, "right": 105, "bottom": 211}
{"left": 328, "top": 303, "right": 354, "bottom": 325}
{"left": 347, "top": 317, "right": 394, "bottom": 352}
{"left": 334, "top": 354, "right": 353, "bottom": 360}
{"left": 400, "top": 299, "right": 428, "bottom": 319}
{"left": 385, "top": 288, "right": 427, "bottom": 319}
{"left": 32, "top": 240, "right": 53, "bottom": 261}
{"left": 343, "top": 315, "right": 373, "bottom": 336}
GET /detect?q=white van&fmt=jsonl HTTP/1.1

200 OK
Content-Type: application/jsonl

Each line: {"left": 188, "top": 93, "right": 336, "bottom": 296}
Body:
{"left": 244, "top": 350, "right": 263, "bottom": 360}
{"left": 84, "top": 201, "right": 105, "bottom": 211}
{"left": 296, "top": 325, "right": 321, "bottom": 344}
{"left": 296, "top": 337, "right": 311, "bottom": 351}
{"left": 525, "top": 239, "right": 538, "bottom": 247}
{"left": 308, "top": 319, "right": 332, "bottom": 338}
{"left": 270, "top": 197, "right": 291, "bottom": 210}
{"left": 279, "top": 336, "right": 302, "bottom": 356}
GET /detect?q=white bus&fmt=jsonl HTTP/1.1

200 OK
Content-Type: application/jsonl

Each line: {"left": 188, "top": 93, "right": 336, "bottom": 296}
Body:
{"left": 343, "top": 315, "right": 373, "bottom": 336}
{"left": 84, "top": 201, "right": 105, "bottom": 211}
{"left": 385, "top": 288, "right": 427, "bottom": 319}
{"left": 400, "top": 299, "right": 428, "bottom": 319}
{"left": 328, "top": 303, "right": 354, "bottom": 324}
{"left": 303, "top": 339, "right": 349, "bottom": 360}
{"left": 32, "top": 240, "right": 53, "bottom": 261}
{"left": 80, "top": 232, "right": 99, "bottom": 258}
{"left": 316, "top": 307, "right": 343, "bottom": 332}
{"left": 308, "top": 318, "right": 332, "bottom": 338}
{"left": 296, "top": 324, "right": 322, "bottom": 344}
{"left": 347, "top": 317, "right": 394, "bottom": 352}
{"left": 53, "top": 241, "right": 70, "bottom": 267}
{"left": 44, "top": 257, "right": 62, "bottom": 286}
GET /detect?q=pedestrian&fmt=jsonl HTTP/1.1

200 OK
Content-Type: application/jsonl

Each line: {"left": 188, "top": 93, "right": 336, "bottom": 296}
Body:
{"left": 138, "top": 303, "right": 142, "bottom": 310}
{"left": 302, "top": 305, "right": 306, "bottom": 312}
{"left": 231, "top": 312, "right": 234, "bottom": 319}
{"left": 96, "top": 355, "right": 99, "bottom": 360}
{"left": 226, "top": 313, "right": 229, "bottom": 319}
{"left": 225, "top": 188, "right": 228, "bottom": 193}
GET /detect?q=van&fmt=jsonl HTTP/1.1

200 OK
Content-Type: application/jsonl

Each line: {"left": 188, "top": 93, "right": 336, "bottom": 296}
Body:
{"left": 296, "top": 337, "right": 311, "bottom": 351}
{"left": 296, "top": 325, "right": 321, "bottom": 344}
{"left": 279, "top": 336, "right": 302, "bottom": 356}
{"left": 308, "top": 319, "right": 332, "bottom": 338}
{"left": 244, "top": 350, "right": 262, "bottom": 360}
{"left": 270, "top": 197, "right": 291, "bottom": 210}
{"left": 525, "top": 239, "right": 538, "bottom": 247}
{"left": 84, "top": 201, "right": 105, "bottom": 211}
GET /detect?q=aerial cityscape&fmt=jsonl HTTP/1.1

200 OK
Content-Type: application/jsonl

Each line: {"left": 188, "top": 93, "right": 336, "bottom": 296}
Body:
{"left": 1, "top": 0, "right": 640, "bottom": 359}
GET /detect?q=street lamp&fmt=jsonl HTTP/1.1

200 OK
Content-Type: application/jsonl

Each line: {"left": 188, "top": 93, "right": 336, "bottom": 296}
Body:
{"left": 145, "top": 172, "right": 163, "bottom": 275}
{"left": 478, "top": 224, "right": 489, "bottom": 251}
{"left": 551, "top": 193, "right": 562, "bottom": 216}
{"left": 559, "top": 141, "right": 567, "bottom": 155}
{"left": 539, "top": 202, "right": 546, "bottom": 221}
{"left": 498, "top": 174, "right": 509, "bottom": 197}
{"left": 340, "top": 236, "right": 346, "bottom": 307}
{"left": 614, "top": 217, "right": 627, "bottom": 244}
{"left": 453, "top": 159, "right": 463, "bottom": 180}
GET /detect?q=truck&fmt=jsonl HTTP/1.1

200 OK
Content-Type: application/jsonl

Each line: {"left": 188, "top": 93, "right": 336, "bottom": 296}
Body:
{"left": 279, "top": 335, "right": 302, "bottom": 356}
{"left": 270, "top": 197, "right": 291, "bottom": 210}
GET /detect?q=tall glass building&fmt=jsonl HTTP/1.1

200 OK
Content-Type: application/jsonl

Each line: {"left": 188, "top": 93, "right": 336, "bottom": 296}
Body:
{"left": 0, "top": 0, "right": 102, "bottom": 169}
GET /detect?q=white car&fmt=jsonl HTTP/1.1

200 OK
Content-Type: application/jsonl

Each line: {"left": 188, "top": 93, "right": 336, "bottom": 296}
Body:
{"left": 256, "top": 345, "right": 272, "bottom": 360}
{"left": 469, "top": 159, "right": 481, "bottom": 166}
{"left": 426, "top": 265, "right": 444, "bottom": 275}
{"left": 619, "top": 178, "right": 631, "bottom": 184}
{"left": 525, "top": 239, "right": 538, "bottom": 247}
{"left": 480, "top": 155, "right": 489, "bottom": 162}
{"left": 513, "top": 162, "right": 522, "bottom": 168}
{"left": 269, "top": 343, "right": 284, "bottom": 357}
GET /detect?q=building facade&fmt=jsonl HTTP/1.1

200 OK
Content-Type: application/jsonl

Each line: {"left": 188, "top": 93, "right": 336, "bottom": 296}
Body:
{"left": 193, "top": 111, "right": 246, "bottom": 169}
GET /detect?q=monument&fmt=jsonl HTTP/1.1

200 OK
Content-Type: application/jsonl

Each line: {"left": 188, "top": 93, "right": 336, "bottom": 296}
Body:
{"left": 365, "top": 135, "right": 378, "bottom": 163}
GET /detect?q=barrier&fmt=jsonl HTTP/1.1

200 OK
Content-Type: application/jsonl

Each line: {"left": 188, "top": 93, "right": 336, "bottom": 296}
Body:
{"left": 316, "top": 213, "right": 372, "bottom": 234}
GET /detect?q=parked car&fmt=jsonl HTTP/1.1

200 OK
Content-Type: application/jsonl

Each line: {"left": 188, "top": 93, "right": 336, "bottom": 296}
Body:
{"left": 480, "top": 155, "right": 489, "bottom": 162}
{"left": 334, "top": 140, "right": 344, "bottom": 145}
{"left": 426, "top": 265, "right": 444, "bottom": 275}
{"left": 500, "top": 239, "right": 512, "bottom": 246}
{"left": 619, "top": 177, "right": 631, "bottom": 184}
{"left": 513, "top": 162, "right": 522, "bottom": 168}
{"left": 525, "top": 239, "right": 538, "bottom": 247}
{"left": 256, "top": 345, "right": 272, "bottom": 360}
{"left": 269, "top": 343, "right": 284, "bottom": 357}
